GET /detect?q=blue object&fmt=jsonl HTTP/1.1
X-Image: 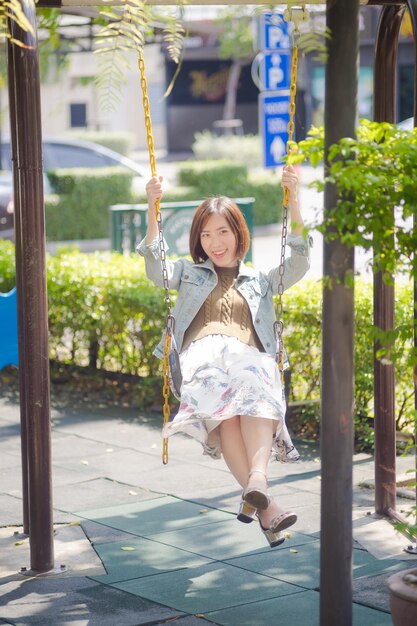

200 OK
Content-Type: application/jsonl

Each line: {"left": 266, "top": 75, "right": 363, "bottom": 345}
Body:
{"left": 260, "top": 11, "right": 291, "bottom": 51}
{"left": 261, "top": 50, "right": 291, "bottom": 91}
{"left": 259, "top": 91, "right": 290, "bottom": 168}
{"left": 0, "top": 287, "right": 19, "bottom": 369}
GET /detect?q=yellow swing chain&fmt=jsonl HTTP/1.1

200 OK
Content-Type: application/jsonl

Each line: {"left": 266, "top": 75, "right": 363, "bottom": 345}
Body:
{"left": 275, "top": 16, "right": 300, "bottom": 382}
{"left": 138, "top": 50, "right": 172, "bottom": 465}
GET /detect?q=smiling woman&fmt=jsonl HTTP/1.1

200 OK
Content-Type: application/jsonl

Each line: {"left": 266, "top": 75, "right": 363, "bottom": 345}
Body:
{"left": 138, "top": 167, "right": 312, "bottom": 549}
{"left": 189, "top": 197, "right": 249, "bottom": 267}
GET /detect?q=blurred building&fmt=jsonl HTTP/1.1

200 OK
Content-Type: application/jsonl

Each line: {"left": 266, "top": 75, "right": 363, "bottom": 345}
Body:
{"left": 0, "top": 5, "right": 414, "bottom": 154}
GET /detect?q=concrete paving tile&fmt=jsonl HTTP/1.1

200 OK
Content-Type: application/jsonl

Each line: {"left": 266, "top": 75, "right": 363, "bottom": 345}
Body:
{"left": 225, "top": 541, "right": 407, "bottom": 591}
{"left": 53, "top": 477, "right": 157, "bottom": 513}
{"left": 80, "top": 519, "right": 150, "bottom": 546}
{"left": 0, "top": 421, "right": 20, "bottom": 440}
{"left": 51, "top": 459, "right": 115, "bottom": 483}
{"left": 0, "top": 575, "right": 184, "bottom": 626}
{"left": 51, "top": 464, "right": 108, "bottom": 488}
{"left": 148, "top": 518, "right": 315, "bottom": 561}
{"left": 353, "top": 513, "right": 417, "bottom": 561}
{"left": 267, "top": 490, "right": 321, "bottom": 511}
{"left": 0, "top": 451, "right": 21, "bottom": 470}
{"left": 5, "top": 471, "right": 155, "bottom": 511}
{"left": 268, "top": 463, "right": 322, "bottom": 481}
{"left": 288, "top": 505, "right": 321, "bottom": 535}
{"left": 51, "top": 434, "right": 126, "bottom": 462}
{"left": 225, "top": 540, "right": 321, "bottom": 590}
{"left": 279, "top": 477, "right": 322, "bottom": 494}
{"left": 0, "top": 465, "right": 22, "bottom": 498}
{"left": 111, "top": 561, "right": 302, "bottom": 614}
{"left": 352, "top": 569, "right": 411, "bottom": 613}
{"left": 90, "top": 536, "right": 214, "bottom": 584}
{"left": 204, "top": 590, "right": 393, "bottom": 626}
{"left": 353, "top": 554, "right": 411, "bottom": 580}
{"left": 128, "top": 461, "right": 239, "bottom": 495}
{"left": 66, "top": 448, "right": 164, "bottom": 485}
{"left": 0, "top": 524, "right": 104, "bottom": 578}
{"left": 75, "top": 496, "right": 233, "bottom": 537}
{"left": 0, "top": 494, "right": 24, "bottom": 526}
{"left": 52, "top": 510, "right": 83, "bottom": 525}
{"left": 0, "top": 438, "right": 22, "bottom": 457}
{"left": 52, "top": 409, "right": 167, "bottom": 454}
{"left": 153, "top": 617, "right": 216, "bottom": 626}
{"left": 351, "top": 603, "right": 392, "bottom": 626}
{"left": 167, "top": 485, "right": 242, "bottom": 514}
{"left": 205, "top": 590, "right": 317, "bottom": 626}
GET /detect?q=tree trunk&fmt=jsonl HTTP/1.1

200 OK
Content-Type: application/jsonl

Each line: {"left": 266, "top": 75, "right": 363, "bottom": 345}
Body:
{"left": 223, "top": 59, "right": 242, "bottom": 122}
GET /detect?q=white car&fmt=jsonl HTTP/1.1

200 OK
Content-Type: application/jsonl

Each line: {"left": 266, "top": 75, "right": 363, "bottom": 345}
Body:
{"left": 0, "top": 137, "right": 147, "bottom": 238}
{"left": 1, "top": 136, "right": 147, "bottom": 195}
{"left": 397, "top": 117, "right": 414, "bottom": 130}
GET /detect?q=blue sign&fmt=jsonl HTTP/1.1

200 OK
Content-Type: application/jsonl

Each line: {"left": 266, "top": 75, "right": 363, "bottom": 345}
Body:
{"left": 0, "top": 287, "right": 18, "bottom": 369}
{"left": 259, "top": 91, "right": 290, "bottom": 168}
{"left": 261, "top": 51, "right": 291, "bottom": 91}
{"left": 260, "top": 11, "right": 291, "bottom": 50}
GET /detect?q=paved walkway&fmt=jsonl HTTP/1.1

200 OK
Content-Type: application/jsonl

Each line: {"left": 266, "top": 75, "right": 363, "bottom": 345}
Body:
{"left": 0, "top": 395, "right": 416, "bottom": 626}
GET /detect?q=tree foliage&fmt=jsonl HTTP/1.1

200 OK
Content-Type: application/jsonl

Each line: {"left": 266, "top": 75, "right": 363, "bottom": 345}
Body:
{"left": 94, "top": 0, "right": 185, "bottom": 111}
{"left": 287, "top": 119, "right": 417, "bottom": 373}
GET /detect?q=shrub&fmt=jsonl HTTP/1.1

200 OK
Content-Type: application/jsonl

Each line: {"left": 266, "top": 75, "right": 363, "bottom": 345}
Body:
{"left": 246, "top": 171, "right": 284, "bottom": 226}
{"left": 192, "top": 131, "right": 263, "bottom": 168}
{"left": 282, "top": 278, "right": 415, "bottom": 452}
{"left": 47, "top": 249, "right": 167, "bottom": 377}
{"left": 45, "top": 167, "right": 134, "bottom": 240}
{"left": 177, "top": 161, "right": 283, "bottom": 227}
{"left": 1, "top": 236, "right": 414, "bottom": 454}
{"left": 0, "top": 239, "right": 16, "bottom": 292}
{"left": 132, "top": 186, "right": 199, "bottom": 205}
{"left": 178, "top": 160, "right": 247, "bottom": 195}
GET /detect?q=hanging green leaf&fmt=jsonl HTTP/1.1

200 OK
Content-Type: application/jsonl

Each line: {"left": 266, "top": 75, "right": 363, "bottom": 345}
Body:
{"left": 94, "top": 0, "right": 186, "bottom": 111}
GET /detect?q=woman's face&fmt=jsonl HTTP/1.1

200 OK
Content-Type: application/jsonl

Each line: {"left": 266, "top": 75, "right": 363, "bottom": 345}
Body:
{"left": 200, "top": 213, "right": 238, "bottom": 268}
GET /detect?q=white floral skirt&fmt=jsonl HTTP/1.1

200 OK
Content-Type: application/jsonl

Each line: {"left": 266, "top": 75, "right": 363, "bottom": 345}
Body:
{"left": 163, "top": 334, "right": 299, "bottom": 463}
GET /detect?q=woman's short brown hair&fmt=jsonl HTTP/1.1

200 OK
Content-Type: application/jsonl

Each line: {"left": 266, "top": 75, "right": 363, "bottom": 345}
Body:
{"left": 189, "top": 196, "right": 250, "bottom": 264}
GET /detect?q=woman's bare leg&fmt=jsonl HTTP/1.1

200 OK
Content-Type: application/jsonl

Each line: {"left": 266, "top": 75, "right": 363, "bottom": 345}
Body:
{"left": 219, "top": 415, "right": 296, "bottom": 531}
{"left": 240, "top": 415, "right": 275, "bottom": 490}
{"left": 219, "top": 416, "right": 250, "bottom": 488}
{"left": 239, "top": 415, "right": 295, "bottom": 529}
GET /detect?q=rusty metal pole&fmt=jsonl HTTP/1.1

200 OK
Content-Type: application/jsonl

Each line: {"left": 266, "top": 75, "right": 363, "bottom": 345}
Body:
{"left": 373, "top": 5, "right": 405, "bottom": 516}
{"left": 320, "top": 3, "right": 358, "bottom": 626}
{"left": 6, "top": 33, "right": 30, "bottom": 537}
{"left": 8, "top": 1, "right": 54, "bottom": 573}
{"left": 405, "top": 0, "right": 417, "bottom": 545}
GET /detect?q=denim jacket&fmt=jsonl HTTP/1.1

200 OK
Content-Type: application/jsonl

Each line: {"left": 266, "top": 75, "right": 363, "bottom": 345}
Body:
{"left": 137, "top": 233, "right": 311, "bottom": 360}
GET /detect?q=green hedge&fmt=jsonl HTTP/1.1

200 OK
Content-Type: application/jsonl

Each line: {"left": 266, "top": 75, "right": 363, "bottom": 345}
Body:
{"left": 45, "top": 167, "right": 134, "bottom": 240}
{"left": 192, "top": 131, "right": 262, "bottom": 168}
{"left": 65, "top": 131, "right": 134, "bottom": 156}
{"left": 177, "top": 160, "right": 283, "bottom": 227}
{"left": 0, "top": 240, "right": 16, "bottom": 293}
{"left": 284, "top": 279, "right": 415, "bottom": 451}
{"left": 46, "top": 250, "right": 165, "bottom": 377}
{"left": 132, "top": 186, "right": 199, "bottom": 205}
{"left": 1, "top": 239, "right": 414, "bottom": 450}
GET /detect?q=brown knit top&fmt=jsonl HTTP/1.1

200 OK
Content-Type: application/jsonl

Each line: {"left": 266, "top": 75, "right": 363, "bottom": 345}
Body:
{"left": 182, "top": 265, "right": 264, "bottom": 352}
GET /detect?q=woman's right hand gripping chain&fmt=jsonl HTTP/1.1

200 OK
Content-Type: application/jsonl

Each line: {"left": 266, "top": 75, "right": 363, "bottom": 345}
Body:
{"left": 145, "top": 175, "right": 164, "bottom": 244}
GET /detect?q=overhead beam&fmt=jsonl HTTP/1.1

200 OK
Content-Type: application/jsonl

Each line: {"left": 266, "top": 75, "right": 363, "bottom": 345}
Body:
{"left": 36, "top": 0, "right": 400, "bottom": 8}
